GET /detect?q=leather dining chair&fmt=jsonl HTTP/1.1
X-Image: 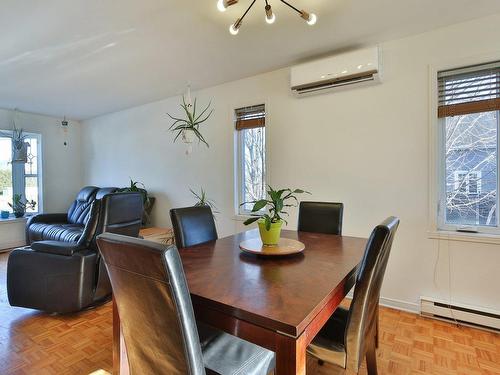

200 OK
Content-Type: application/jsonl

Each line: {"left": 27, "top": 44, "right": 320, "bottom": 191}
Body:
{"left": 97, "top": 233, "right": 275, "bottom": 375}
{"left": 298, "top": 201, "right": 344, "bottom": 235}
{"left": 306, "top": 216, "right": 400, "bottom": 375}
{"left": 170, "top": 206, "right": 218, "bottom": 248}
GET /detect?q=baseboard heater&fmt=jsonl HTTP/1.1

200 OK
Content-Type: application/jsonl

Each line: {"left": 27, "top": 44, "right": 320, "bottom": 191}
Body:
{"left": 420, "top": 297, "right": 500, "bottom": 332}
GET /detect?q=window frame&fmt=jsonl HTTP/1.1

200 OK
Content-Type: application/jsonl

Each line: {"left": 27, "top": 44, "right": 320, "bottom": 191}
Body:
{"left": 233, "top": 101, "right": 270, "bottom": 218}
{"left": 0, "top": 130, "right": 43, "bottom": 216}
{"left": 429, "top": 53, "right": 500, "bottom": 239}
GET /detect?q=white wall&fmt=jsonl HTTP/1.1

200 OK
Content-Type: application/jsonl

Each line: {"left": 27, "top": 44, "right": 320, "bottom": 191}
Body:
{"left": 0, "top": 109, "right": 83, "bottom": 249}
{"left": 81, "top": 14, "right": 500, "bottom": 313}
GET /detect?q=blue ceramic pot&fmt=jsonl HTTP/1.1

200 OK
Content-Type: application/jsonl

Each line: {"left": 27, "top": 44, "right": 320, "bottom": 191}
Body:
{"left": 1, "top": 210, "right": 10, "bottom": 219}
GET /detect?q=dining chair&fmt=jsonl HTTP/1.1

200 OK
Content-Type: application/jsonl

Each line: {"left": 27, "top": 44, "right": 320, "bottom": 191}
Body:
{"left": 298, "top": 201, "right": 344, "bottom": 235}
{"left": 170, "top": 206, "right": 218, "bottom": 248}
{"left": 97, "top": 233, "right": 275, "bottom": 375}
{"left": 306, "top": 216, "right": 400, "bottom": 375}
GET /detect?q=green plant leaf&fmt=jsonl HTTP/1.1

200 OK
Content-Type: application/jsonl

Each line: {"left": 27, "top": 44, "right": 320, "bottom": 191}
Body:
{"left": 243, "top": 216, "right": 261, "bottom": 225}
{"left": 265, "top": 215, "right": 271, "bottom": 230}
{"left": 252, "top": 199, "right": 268, "bottom": 212}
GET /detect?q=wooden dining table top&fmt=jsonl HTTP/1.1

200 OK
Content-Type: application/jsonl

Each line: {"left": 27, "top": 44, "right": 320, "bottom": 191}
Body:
{"left": 178, "top": 229, "right": 367, "bottom": 337}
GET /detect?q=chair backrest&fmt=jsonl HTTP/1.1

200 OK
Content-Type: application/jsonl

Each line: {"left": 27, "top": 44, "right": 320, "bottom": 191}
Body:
{"left": 345, "top": 216, "right": 399, "bottom": 371}
{"left": 298, "top": 201, "right": 344, "bottom": 235}
{"left": 97, "top": 233, "right": 206, "bottom": 375}
{"left": 67, "top": 186, "right": 99, "bottom": 224}
{"left": 170, "top": 206, "right": 218, "bottom": 248}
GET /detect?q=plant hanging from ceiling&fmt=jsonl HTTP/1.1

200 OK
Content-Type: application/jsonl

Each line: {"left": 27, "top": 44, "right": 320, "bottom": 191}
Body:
{"left": 167, "top": 87, "right": 213, "bottom": 154}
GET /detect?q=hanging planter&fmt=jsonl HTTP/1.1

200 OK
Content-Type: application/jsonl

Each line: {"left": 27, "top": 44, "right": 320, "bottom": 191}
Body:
{"left": 167, "top": 87, "right": 213, "bottom": 155}
{"left": 12, "top": 140, "right": 29, "bottom": 163}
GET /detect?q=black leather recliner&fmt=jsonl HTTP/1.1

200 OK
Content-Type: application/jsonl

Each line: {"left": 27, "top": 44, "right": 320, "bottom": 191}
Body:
{"left": 26, "top": 186, "right": 117, "bottom": 244}
{"left": 7, "top": 192, "right": 144, "bottom": 313}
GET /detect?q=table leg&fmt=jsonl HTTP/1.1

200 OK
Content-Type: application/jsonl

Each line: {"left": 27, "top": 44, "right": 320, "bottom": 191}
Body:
{"left": 112, "top": 298, "right": 120, "bottom": 375}
{"left": 275, "top": 333, "right": 307, "bottom": 375}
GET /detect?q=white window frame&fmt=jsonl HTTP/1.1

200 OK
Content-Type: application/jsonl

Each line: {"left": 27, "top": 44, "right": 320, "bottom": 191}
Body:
{"left": 429, "top": 52, "right": 500, "bottom": 240}
{"left": 233, "top": 101, "right": 270, "bottom": 218}
{"left": 0, "top": 130, "right": 43, "bottom": 216}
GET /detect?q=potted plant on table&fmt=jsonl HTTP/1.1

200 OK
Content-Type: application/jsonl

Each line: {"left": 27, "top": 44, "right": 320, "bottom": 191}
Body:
{"left": 8, "top": 194, "right": 36, "bottom": 218}
{"left": 242, "top": 186, "right": 310, "bottom": 246}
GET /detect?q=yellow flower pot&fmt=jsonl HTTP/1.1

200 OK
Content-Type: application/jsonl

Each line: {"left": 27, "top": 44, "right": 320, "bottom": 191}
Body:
{"left": 258, "top": 219, "right": 283, "bottom": 246}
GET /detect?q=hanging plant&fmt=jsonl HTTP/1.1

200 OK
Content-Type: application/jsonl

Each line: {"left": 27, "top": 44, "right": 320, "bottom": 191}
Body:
{"left": 0, "top": 119, "right": 30, "bottom": 163}
{"left": 167, "top": 91, "right": 213, "bottom": 153}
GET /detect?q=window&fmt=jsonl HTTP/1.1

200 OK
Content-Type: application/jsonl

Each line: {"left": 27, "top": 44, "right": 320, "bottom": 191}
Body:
{"left": 437, "top": 61, "right": 500, "bottom": 231}
{"left": 0, "top": 131, "right": 42, "bottom": 216}
{"left": 235, "top": 104, "right": 267, "bottom": 215}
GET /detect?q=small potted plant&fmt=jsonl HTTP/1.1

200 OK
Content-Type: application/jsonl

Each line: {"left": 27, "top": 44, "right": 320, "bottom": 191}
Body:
{"left": 167, "top": 93, "right": 213, "bottom": 153}
{"left": 190, "top": 187, "right": 219, "bottom": 217}
{"left": 8, "top": 194, "right": 36, "bottom": 218}
{"left": 242, "top": 186, "right": 310, "bottom": 245}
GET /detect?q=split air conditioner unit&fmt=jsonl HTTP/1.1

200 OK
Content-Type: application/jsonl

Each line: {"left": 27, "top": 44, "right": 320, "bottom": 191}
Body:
{"left": 290, "top": 46, "right": 382, "bottom": 96}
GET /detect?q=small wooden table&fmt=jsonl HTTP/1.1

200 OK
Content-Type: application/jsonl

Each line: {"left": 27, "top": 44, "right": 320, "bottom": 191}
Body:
{"left": 138, "top": 227, "right": 175, "bottom": 246}
{"left": 113, "top": 229, "right": 366, "bottom": 375}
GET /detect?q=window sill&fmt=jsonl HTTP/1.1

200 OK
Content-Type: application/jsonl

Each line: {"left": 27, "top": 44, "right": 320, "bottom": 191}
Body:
{"left": 428, "top": 230, "right": 500, "bottom": 245}
{"left": 0, "top": 216, "right": 28, "bottom": 225}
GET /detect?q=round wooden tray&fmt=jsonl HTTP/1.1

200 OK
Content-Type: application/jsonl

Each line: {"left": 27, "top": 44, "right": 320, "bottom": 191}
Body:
{"left": 239, "top": 238, "right": 305, "bottom": 256}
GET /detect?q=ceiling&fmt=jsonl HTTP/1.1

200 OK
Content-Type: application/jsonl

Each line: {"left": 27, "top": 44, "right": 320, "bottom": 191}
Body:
{"left": 1, "top": 0, "right": 500, "bottom": 120}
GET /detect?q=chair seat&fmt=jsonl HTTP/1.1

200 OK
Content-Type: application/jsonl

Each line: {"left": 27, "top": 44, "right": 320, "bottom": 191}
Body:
{"left": 198, "top": 323, "right": 275, "bottom": 375}
{"left": 28, "top": 222, "right": 84, "bottom": 243}
{"left": 306, "top": 306, "right": 349, "bottom": 368}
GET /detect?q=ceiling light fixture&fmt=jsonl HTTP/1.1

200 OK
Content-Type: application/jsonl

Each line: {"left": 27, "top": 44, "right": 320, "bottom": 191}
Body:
{"left": 217, "top": 0, "right": 239, "bottom": 12}
{"left": 222, "top": 0, "right": 317, "bottom": 35}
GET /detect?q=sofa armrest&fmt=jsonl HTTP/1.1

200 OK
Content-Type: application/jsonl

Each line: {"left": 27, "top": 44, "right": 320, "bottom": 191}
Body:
{"left": 27, "top": 213, "right": 68, "bottom": 226}
{"left": 31, "top": 241, "right": 86, "bottom": 256}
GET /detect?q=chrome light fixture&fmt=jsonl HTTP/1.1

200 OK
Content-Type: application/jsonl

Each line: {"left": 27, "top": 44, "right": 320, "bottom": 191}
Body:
{"left": 218, "top": 0, "right": 317, "bottom": 35}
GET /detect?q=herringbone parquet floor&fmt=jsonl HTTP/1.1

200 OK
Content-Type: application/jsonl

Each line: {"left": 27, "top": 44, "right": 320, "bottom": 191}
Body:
{"left": 0, "top": 251, "right": 498, "bottom": 375}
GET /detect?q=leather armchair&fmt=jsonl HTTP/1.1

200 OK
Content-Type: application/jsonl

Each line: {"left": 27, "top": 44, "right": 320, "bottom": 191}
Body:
{"left": 26, "top": 186, "right": 102, "bottom": 244}
{"left": 7, "top": 192, "right": 144, "bottom": 313}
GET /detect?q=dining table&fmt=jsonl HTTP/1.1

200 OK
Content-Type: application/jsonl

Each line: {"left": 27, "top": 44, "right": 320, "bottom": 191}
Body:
{"left": 113, "top": 228, "right": 367, "bottom": 375}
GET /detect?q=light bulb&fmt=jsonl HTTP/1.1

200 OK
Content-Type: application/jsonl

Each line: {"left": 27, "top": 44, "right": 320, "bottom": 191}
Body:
{"left": 307, "top": 13, "right": 317, "bottom": 25}
{"left": 217, "top": 0, "right": 227, "bottom": 12}
{"left": 229, "top": 23, "right": 240, "bottom": 35}
{"left": 266, "top": 13, "right": 276, "bottom": 24}
{"left": 265, "top": 4, "right": 275, "bottom": 24}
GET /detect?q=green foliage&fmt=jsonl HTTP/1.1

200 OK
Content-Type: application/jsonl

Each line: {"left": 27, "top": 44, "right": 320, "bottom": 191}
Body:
{"left": 190, "top": 187, "right": 218, "bottom": 214}
{"left": 117, "top": 179, "right": 149, "bottom": 204}
{"left": 0, "top": 169, "right": 12, "bottom": 191}
{"left": 242, "top": 186, "right": 310, "bottom": 230}
{"left": 8, "top": 193, "right": 36, "bottom": 214}
{"left": 167, "top": 96, "right": 213, "bottom": 148}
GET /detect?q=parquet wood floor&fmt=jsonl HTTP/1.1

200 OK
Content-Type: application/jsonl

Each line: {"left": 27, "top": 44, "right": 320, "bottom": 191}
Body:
{"left": 0, "top": 251, "right": 498, "bottom": 375}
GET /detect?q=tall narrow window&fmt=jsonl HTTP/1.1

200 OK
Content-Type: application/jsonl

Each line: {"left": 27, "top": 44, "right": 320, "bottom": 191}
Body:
{"left": 438, "top": 61, "right": 500, "bottom": 231}
{"left": 235, "top": 104, "right": 266, "bottom": 215}
{"left": 0, "top": 131, "right": 42, "bottom": 216}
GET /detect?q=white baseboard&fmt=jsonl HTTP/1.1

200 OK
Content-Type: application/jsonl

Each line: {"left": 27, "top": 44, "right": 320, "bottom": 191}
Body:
{"left": 0, "top": 240, "right": 26, "bottom": 252}
{"left": 346, "top": 292, "right": 420, "bottom": 314}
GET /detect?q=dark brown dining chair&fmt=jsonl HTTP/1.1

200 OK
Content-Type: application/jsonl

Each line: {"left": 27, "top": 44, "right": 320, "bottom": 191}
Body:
{"left": 97, "top": 233, "right": 275, "bottom": 375}
{"left": 307, "top": 216, "right": 399, "bottom": 375}
{"left": 298, "top": 201, "right": 344, "bottom": 235}
{"left": 170, "top": 206, "right": 218, "bottom": 248}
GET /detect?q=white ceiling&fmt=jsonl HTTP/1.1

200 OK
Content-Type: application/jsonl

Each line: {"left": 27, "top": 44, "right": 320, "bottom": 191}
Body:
{"left": 1, "top": 0, "right": 500, "bottom": 120}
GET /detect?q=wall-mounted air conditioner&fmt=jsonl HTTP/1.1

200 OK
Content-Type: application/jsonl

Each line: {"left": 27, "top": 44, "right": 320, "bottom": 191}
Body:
{"left": 290, "top": 46, "right": 382, "bottom": 96}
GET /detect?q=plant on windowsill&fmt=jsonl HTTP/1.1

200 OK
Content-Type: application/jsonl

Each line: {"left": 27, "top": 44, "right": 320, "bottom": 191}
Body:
{"left": 8, "top": 194, "right": 36, "bottom": 218}
{"left": 242, "top": 186, "right": 310, "bottom": 246}
{"left": 166, "top": 90, "right": 213, "bottom": 154}
{"left": 117, "top": 179, "right": 155, "bottom": 226}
